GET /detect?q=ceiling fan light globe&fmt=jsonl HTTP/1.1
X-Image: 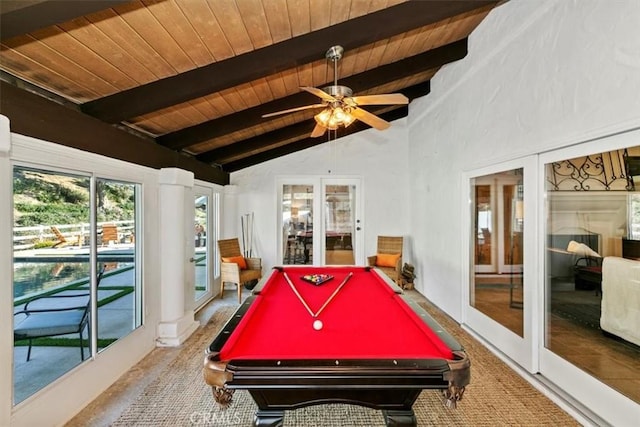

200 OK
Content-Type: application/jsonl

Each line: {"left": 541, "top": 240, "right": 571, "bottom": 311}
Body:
{"left": 327, "top": 115, "right": 339, "bottom": 129}
{"left": 333, "top": 107, "right": 346, "bottom": 122}
{"left": 343, "top": 115, "right": 356, "bottom": 127}
{"left": 315, "top": 109, "right": 332, "bottom": 125}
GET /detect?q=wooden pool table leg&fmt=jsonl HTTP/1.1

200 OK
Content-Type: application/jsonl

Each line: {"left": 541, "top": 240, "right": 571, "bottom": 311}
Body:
{"left": 382, "top": 409, "right": 417, "bottom": 427}
{"left": 253, "top": 409, "right": 284, "bottom": 427}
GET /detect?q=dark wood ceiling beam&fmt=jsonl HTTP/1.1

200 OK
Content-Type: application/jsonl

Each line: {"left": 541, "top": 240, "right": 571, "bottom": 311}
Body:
{"left": 0, "top": 81, "right": 228, "bottom": 185}
{"left": 221, "top": 107, "right": 409, "bottom": 173}
{"left": 197, "top": 82, "right": 429, "bottom": 166}
{"left": 80, "top": 1, "right": 495, "bottom": 123}
{"left": 196, "top": 121, "right": 319, "bottom": 164}
{"left": 159, "top": 40, "right": 465, "bottom": 150}
{"left": 0, "top": 0, "right": 130, "bottom": 41}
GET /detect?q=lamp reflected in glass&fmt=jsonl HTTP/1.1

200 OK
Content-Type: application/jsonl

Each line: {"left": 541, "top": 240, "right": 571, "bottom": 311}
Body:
{"left": 566, "top": 240, "right": 601, "bottom": 258}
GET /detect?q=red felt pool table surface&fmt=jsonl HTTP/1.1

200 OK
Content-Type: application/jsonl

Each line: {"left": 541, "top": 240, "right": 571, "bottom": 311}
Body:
{"left": 219, "top": 266, "right": 453, "bottom": 361}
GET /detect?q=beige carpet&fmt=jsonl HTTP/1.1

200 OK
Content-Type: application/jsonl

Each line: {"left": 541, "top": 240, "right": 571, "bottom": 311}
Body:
{"left": 112, "top": 300, "right": 580, "bottom": 426}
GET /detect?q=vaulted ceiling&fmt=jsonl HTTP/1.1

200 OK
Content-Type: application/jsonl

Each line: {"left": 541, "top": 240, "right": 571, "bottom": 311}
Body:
{"left": 0, "top": 0, "right": 502, "bottom": 182}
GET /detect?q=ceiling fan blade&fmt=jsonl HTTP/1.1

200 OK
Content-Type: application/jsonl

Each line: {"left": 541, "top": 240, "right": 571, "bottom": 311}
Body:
{"left": 350, "top": 107, "right": 390, "bottom": 130}
{"left": 300, "top": 86, "right": 337, "bottom": 102}
{"left": 349, "top": 93, "right": 409, "bottom": 106}
{"left": 262, "top": 103, "right": 326, "bottom": 118}
{"left": 310, "top": 123, "right": 327, "bottom": 138}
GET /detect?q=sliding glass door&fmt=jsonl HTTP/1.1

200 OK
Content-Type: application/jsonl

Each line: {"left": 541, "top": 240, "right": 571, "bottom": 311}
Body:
{"left": 464, "top": 158, "right": 536, "bottom": 372}
{"left": 12, "top": 166, "right": 142, "bottom": 404}
{"left": 539, "top": 133, "right": 640, "bottom": 424}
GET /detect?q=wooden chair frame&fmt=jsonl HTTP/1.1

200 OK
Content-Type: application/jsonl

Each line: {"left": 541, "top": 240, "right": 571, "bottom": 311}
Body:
{"left": 367, "top": 235, "right": 404, "bottom": 286}
{"left": 218, "top": 238, "right": 262, "bottom": 303}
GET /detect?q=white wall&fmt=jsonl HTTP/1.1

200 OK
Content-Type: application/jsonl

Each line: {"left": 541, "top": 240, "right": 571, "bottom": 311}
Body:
{"left": 408, "top": 0, "right": 640, "bottom": 319}
{"left": 231, "top": 120, "right": 411, "bottom": 271}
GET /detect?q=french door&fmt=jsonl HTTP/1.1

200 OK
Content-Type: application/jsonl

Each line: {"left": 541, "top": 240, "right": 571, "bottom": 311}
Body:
{"left": 278, "top": 177, "right": 363, "bottom": 266}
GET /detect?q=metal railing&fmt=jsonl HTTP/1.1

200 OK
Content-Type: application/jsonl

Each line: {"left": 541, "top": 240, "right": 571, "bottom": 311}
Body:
{"left": 13, "top": 221, "right": 135, "bottom": 250}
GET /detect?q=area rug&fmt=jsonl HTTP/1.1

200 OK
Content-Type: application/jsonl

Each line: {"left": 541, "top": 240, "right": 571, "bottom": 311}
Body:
{"left": 550, "top": 290, "right": 602, "bottom": 330}
{"left": 551, "top": 302, "right": 601, "bottom": 330}
{"left": 112, "top": 300, "right": 579, "bottom": 426}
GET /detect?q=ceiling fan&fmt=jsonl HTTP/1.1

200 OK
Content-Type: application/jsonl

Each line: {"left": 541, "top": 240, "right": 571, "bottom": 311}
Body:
{"left": 261, "top": 45, "right": 409, "bottom": 138}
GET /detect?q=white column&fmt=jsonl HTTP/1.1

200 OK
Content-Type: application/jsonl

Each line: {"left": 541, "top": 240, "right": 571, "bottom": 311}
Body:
{"left": 0, "top": 115, "right": 12, "bottom": 426}
{"left": 157, "top": 168, "right": 199, "bottom": 346}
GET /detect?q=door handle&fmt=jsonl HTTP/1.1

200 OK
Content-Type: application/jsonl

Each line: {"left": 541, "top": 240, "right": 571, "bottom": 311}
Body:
{"left": 189, "top": 257, "right": 196, "bottom": 263}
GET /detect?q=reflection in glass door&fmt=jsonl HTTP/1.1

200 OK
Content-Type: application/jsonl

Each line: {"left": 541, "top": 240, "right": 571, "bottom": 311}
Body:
{"left": 474, "top": 184, "right": 494, "bottom": 272}
{"left": 282, "top": 184, "right": 314, "bottom": 265}
{"left": 471, "top": 169, "right": 524, "bottom": 336}
{"left": 324, "top": 183, "right": 356, "bottom": 265}
{"left": 541, "top": 144, "right": 640, "bottom": 417}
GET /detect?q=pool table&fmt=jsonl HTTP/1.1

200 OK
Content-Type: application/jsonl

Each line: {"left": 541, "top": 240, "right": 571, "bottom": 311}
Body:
{"left": 203, "top": 266, "right": 470, "bottom": 427}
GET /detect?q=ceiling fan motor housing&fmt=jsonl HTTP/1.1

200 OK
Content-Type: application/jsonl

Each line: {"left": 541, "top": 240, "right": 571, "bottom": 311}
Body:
{"left": 322, "top": 85, "right": 353, "bottom": 100}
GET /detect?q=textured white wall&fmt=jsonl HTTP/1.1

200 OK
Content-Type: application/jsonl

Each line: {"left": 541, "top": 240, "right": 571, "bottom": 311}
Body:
{"left": 408, "top": 0, "right": 640, "bottom": 319}
{"left": 231, "top": 119, "right": 411, "bottom": 271}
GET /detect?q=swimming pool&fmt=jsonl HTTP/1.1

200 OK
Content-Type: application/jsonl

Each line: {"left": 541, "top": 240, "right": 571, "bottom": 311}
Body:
{"left": 13, "top": 261, "right": 92, "bottom": 300}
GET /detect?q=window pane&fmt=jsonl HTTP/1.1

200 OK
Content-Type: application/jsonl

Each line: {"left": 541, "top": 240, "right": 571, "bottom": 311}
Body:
{"left": 545, "top": 148, "right": 640, "bottom": 404}
{"left": 13, "top": 166, "right": 91, "bottom": 404}
{"left": 96, "top": 179, "right": 140, "bottom": 352}
{"left": 470, "top": 168, "right": 524, "bottom": 336}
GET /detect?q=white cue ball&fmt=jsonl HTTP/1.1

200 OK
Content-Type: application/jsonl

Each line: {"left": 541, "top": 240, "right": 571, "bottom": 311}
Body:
{"left": 313, "top": 319, "right": 323, "bottom": 330}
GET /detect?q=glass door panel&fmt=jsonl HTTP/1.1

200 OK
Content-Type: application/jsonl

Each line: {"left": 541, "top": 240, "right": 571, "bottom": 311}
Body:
{"left": 324, "top": 184, "right": 355, "bottom": 265}
{"left": 464, "top": 160, "right": 534, "bottom": 372}
{"left": 95, "top": 178, "right": 141, "bottom": 352}
{"left": 470, "top": 169, "right": 524, "bottom": 336}
{"left": 282, "top": 184, "right": 314, "bottom": 265}
{"left": 13, "top": 166, "right": 91, "bottom": 404}
{"left": 194, "top": 192, "right": 209, "bottom": 303}
{"left": 543, "top": 145, "right": 640, "bottom": 408}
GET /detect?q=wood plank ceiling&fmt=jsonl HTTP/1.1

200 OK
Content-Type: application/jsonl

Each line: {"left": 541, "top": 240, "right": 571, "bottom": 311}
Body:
{"left": 0, "top": 0, "right": 502, "bottom": 175}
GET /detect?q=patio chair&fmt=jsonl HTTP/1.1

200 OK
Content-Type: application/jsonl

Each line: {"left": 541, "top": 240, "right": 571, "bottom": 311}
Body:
{"left": 50, "top": 226, "right": 81, "bottom": 248}
{"left": 367, "top": 236, "right": 404, "bottom": 286}
{"left": 218, "top": 238, "right": 262, "bottom": 303}
{"left": 101, "top": 224, "right": 119, "bottom": 245}
{"left": 14, "top": 267, "right": 105, "bottom": 361}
